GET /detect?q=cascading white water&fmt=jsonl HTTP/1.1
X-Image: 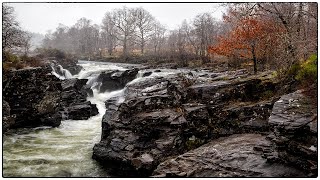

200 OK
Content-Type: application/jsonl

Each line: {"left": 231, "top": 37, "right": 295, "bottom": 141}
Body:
{"left": 3, "top": 61, "right": 131, "bottom": 177}
{"left": 51, "top": 64, "right": 73, "bottom": 80}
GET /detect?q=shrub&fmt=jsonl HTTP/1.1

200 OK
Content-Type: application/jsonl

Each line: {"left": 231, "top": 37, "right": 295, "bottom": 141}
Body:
{"left": 21, "top": 55, "right": 43, "bottom": 67}
{"left": 296, "top": 54, "right": 317, "bottom": 84}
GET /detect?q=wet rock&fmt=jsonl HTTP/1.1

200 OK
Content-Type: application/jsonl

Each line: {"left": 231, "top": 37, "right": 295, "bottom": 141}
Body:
{"left": 59, "top": 78, "right": 98, "bottom": 120}
{"left": 64, "top": 101, "right": 98, "bottom": 120}
{"left": 265, "top": 90, "right": 317, "bottom": 177}
{"left": 152, "top": 134, "right": 307, "bottom": 177}
{"left": 61, "top": 78, "right": 88, "bottom": 91}
{"left": 142, "top": 71, "right": 152, "bottom": 77}
{"left": 186, "top": 73, "right": 277, "bottom": 104}
{"left": 3, "top": 67, "right": 63, "bottom": 129}
{"left": 97, "top": 68, "right": 139, "bottom": 93}
{"left": 93, "top": 72, "right": 282, "bottom": 177}
{"left": 93, "top": 75, "right": 190, "bottom": 177}
{"left": 3, "top": 100, "right": 15, "bottom": 133}
{"left": 52, "top": 59, "right": 82, "bottom": 75}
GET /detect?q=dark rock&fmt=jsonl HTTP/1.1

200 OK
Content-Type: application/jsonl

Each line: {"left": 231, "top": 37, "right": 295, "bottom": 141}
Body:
{"left": 54, "top": 59, "right": 82, "bottom": 75}
{"left": 154, "top": 70, "right": 161, "bottom": 72}
{"left": 3, "top": 67, "right": 63, "bottom": 129}
{"left": 93, "top": 72, "right": 282, "bottom": 177}
{"left": 64, "top": 101, "right": 98, "bottom": 120}
{"left": 61, "top": 78, "right": 88, "bottom": 91}
{"left": 3, "top": 100, "right": 15, "bottom": 133}
{"left": 142, "top": 71, "right": 152, "bottom": 77}
{"left": 97, "top": 68, "right": 139, "bottom": 93}
{"left": 152, "top": 134, "right": 307, "bottom": 177}
{"left": 186, "top": 73, "right": 277, "bottom": 104}
{"left": 265, "top": 90, "right": 317, "bottom": 177}
{"left": 93, "top": 75, "right": 189, "bottom": 177}
{"left": 59, "top": 78, "right": 98, "bottom": 120}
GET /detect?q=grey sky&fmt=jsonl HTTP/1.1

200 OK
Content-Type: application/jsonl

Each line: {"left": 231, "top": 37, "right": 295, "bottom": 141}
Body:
{"left": 8, "top": 3, "right": 226, "bottom": 35}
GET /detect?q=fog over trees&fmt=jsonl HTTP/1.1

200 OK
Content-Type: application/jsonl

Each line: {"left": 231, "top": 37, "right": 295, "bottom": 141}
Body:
{"left": 40, "top": 6, "right": 225, "bottom": 63}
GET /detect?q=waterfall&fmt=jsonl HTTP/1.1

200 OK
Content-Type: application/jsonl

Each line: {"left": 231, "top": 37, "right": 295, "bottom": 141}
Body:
{"left": 50, "top": 64, "right": 73, "bottom": 80}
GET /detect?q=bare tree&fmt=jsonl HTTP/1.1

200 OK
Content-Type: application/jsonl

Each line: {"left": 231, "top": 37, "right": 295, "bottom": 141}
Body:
{"left": 102, "top": 12, "right": 118, "bottom": 56}
{"left": 111, "top": 7, "right": 137, "bottom": 57}
{"left": 193, "top": 13, "right": 217, "bottom": 63}
{"left": 2, "top": 4, "right": 28, "bottom": 53}
{"left": 133, "top": 7, "right": 155, "bottom": 54}
{"left": 149, "top": 21, "right": 166, "bottom": 56}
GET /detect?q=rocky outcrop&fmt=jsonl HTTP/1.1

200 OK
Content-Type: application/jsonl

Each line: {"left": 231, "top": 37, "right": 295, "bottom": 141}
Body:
{"left": 93, "top": 77, "right": 186, "bottom": 177}
{"left": 3, "top": 66, "right": 63, "bottom": 129}
{"left": 152, "top": 134, "right": 306, "bottom": 177}
{"left": 3, "top": 100, "right": 15, "bottom": 133}
{"left": 3, "top": 66, "right": 99, "bottom": 132}
{"left": 60, "top": 78, "right": 98, "bottom": 120}
{"left": 186, "top": 75, "right": 277, "bottom": 104}
{"left": 55, "top": 59, "right": 82, "bottom": 75}
{"left": 93, "top": 72, "right": 280, "bottom": 177}
{"left": 97, "top": 68, "right": 139, "bottom": 93}
{"left": 262, "top": 90, "right": 317, "bottom": 177}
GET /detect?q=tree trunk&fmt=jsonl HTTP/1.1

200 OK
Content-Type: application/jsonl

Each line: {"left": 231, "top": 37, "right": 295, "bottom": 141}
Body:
{"left": 123, "top": 36, "right": 128, "bottom": 57}
{"left": 251, "top": 45, "right": 257, "bottom": 74}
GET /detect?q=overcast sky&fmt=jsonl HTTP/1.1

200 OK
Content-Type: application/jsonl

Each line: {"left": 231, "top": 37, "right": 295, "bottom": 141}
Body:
{"left": 8, "top": 3, "right": 226, "bottom": 35}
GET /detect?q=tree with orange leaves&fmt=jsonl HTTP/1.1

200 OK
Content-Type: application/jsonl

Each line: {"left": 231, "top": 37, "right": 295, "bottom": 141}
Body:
{"left": 209, "top": 15, "right": 284, "bottom": 73}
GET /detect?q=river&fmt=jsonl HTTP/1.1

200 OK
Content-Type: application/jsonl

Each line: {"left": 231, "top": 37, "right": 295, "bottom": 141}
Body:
{"left": 2, "top": 61, "right": 136, "bottom": 177}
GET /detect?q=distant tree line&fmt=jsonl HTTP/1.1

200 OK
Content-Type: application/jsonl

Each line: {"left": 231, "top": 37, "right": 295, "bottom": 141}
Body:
{"left": 42, "top": 6, "right": 226, "bottom": 65}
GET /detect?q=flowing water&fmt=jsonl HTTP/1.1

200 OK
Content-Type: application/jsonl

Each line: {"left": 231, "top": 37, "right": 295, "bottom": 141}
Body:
{"left": 2, "top": 61, "right": 131, "bottom": 177}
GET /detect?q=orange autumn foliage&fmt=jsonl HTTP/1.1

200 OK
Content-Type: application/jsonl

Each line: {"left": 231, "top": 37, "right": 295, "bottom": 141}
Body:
{"left": 209, "top": 17, "right": 284, "bottom": 62}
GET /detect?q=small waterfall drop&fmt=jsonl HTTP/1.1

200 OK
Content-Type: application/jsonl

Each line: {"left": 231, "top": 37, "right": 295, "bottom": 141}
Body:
{"left": 50, "top": 64, "right": 73, "bottom": 80}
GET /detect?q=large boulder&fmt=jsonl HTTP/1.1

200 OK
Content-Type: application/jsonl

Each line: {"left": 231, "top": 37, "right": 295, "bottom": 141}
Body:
{"left": 97, "top": 68, "right": 139, "bottom": 93}
{"left": 64, "top": 101, "right": 99, "bottom": 120}
{"left": 152, "top": 134, "right": 307, "bottom": 177}
{"left": 93, "top": 76, "right": 188, "bottom": 177}
{"left": 3, "top": 66, "right": 63, "bottom": 129}
{"left": 264, "top": 90, "right": 317, "bottom": 177}
{"left": 60, "top": 78, "right": 98, "bottom": 120}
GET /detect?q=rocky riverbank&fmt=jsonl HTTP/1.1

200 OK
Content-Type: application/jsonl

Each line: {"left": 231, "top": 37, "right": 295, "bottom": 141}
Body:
{"left": 92, "top": 67, "right": 317, "bottom": 177}
{"left": 3, "top": 65, "right": 98, "bottom": 133}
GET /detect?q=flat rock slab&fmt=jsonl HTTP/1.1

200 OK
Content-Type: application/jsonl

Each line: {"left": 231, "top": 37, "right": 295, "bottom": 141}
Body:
{"left": 152, "top": 134, "right": 306, "bottom": 177}
{"left": 269, "top": 90, "right": 317, "bottom": 133}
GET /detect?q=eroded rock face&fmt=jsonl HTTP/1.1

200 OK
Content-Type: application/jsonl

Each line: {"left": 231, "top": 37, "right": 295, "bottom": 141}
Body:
{"left": 93, "top": 72, "right": 279, "bottom": 177}
{"left": 3, "top": 100, "right": 15, "bottom": 133}
{"left": 93, "top": 76, "right": 187, "bottom": 177}
{"left": 97, "top": 68, "right": 139, "bottom": 93}
{"left": 2, "top": 66, "right": 99, "bottom": 131}
{"left": 60, "top": 78, "right": 98, "bottom": 120}
{"left": 3, "top": 66, "right": 63, "bottom": 129}
{"left": 152, "top": 134, "right": 306, "bottom": 177}
{"left": 264, "top": 90, "right": 317, "bottom": 177}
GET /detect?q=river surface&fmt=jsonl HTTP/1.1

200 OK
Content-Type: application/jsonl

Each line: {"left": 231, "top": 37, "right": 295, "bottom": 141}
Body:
{"left": 2, "top": 60, "right": 200, "bottom": 177}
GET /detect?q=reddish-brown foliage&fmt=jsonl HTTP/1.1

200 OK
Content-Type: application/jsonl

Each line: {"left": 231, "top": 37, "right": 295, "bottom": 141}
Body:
{"left": 209, "top": 15, "right": 284, "bottom": 70}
